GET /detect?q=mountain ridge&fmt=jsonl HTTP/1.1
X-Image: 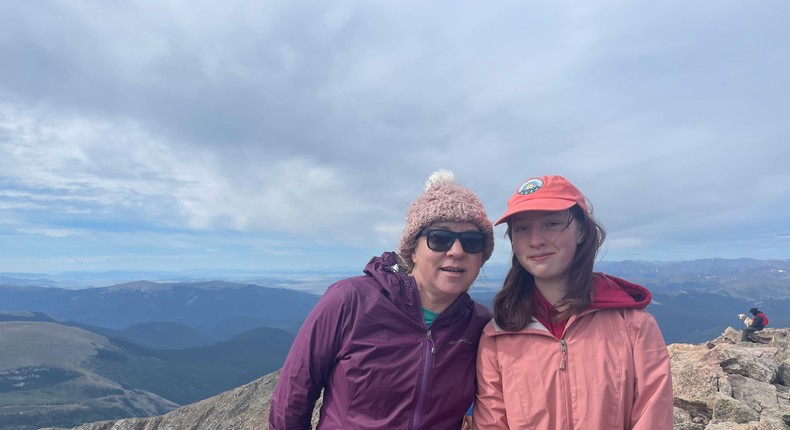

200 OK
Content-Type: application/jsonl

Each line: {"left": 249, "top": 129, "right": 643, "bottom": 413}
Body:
{"left": 0, "top": 280, "right": 320, "bottom": 338}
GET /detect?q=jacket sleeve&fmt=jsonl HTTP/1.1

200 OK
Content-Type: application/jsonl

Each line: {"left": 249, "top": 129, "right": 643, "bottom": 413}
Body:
{"left": 629, "top": 312, "right": 674, "bottom": 430}
{"left": 751, "top": 315, "right": 764, "bottom": 328}
{"left": 268, "top": 283, "right": 351, "bottom": 429}
{"left": 472, "top": 330, "right": 509, "bottom": 430}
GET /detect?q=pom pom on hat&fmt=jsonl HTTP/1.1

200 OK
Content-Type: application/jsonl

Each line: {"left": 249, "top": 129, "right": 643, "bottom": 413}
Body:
{"left": 424, "top": 169, "right": 458, "bottom": 188}
{"left": 397, "top": 170, "right": 494, "bottom": 269}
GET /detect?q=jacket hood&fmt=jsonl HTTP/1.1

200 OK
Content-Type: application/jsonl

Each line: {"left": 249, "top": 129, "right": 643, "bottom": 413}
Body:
{"left": 589, "top": 273, "right": 652, "bottom": 310}
{"left": 363, "top": 251, "right": 400, "bottom": 280}
{"left": 362, "top": 251, "right": 417, "bottom": 306}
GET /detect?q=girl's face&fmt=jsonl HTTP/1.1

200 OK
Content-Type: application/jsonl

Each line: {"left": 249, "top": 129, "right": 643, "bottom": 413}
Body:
{"left": 509, "top": 210, "right": 582, "bottom": 289}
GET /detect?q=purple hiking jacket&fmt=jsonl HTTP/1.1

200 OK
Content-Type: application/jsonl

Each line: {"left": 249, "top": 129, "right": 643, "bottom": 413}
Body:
{"left": 269, "top": 252, "right": 491, "bottom": 429}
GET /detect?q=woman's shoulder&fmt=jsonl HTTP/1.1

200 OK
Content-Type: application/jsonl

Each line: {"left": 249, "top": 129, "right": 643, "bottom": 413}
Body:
{"left": 318, "top": 274, "right": 384, "bottom": 304}
{"left": 323, "top": 268, "right": 419, "bottom": 311}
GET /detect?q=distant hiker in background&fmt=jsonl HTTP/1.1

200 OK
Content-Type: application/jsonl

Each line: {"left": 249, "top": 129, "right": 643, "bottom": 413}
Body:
{"left": 473, "top": 175, "right": 673, "bottom": 430}
{"left": 269, "top": 170, "right": 493, "bottom": 430}
{"left": 739, "top": 307, "right": 768, "bottom": 342}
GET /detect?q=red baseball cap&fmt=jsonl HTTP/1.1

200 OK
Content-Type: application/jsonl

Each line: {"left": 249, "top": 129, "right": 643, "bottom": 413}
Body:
{"left": 494, "top": 175, "right": 589, "bottom": 225}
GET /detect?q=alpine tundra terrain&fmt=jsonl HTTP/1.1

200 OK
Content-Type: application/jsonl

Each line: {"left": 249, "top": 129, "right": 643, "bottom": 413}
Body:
{"left": 0, "top": 322, "right": 177, "bottom": 430}
{"left": 0, "top": 318, "right": 296, "bottom": 430}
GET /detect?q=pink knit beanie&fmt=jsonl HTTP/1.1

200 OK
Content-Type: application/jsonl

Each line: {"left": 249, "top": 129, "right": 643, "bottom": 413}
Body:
{"left": 397, "top": 170, "right": 494, "bottom": 269}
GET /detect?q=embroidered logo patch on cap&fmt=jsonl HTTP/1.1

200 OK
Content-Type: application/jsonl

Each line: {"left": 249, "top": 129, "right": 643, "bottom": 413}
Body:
{"left": 518, "top": 178, "right": 543, "bottom": 195}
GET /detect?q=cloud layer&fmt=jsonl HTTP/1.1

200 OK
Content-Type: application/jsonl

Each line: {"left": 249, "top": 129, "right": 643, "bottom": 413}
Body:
{"left": 1, "top": 0, "right": 789, "bottom": 273}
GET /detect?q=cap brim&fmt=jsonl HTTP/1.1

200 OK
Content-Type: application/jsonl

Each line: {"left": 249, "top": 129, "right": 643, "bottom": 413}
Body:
{"left": 494, "top": 198, "right": 577, "bottom": 225}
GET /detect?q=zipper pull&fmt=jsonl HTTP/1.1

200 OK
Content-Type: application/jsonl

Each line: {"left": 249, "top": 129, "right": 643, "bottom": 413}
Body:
{"left": 428, "top": 329, "right": 436, "bottom": 354}
{"left": 559, "top": 339, "right": 567, "bottom": 370}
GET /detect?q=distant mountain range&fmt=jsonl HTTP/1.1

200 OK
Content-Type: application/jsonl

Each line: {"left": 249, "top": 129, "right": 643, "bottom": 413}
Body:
{"left": 2, "top": 258, "right": 789, "bottom": 346}
{"left": 596, "top": 258, "right": 790, "bottom": 299}
{"left": 0, "top": 280, "right": 320, "bottom": 341}
{"left": 2, "top": 258, "right": 789, "bottom": 345}
{"left": 0, "top": 258, "right": 788, "bottom": 429}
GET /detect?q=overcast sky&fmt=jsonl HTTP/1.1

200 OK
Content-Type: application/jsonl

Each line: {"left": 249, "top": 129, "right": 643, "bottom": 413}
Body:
{"left": 1, "top": 0, "right": 789, "bottom": 275}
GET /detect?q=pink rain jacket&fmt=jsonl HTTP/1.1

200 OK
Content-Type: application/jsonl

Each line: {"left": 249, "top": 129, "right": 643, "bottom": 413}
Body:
{"left": 474, "top": 274, "right": 673, "bottom": 430}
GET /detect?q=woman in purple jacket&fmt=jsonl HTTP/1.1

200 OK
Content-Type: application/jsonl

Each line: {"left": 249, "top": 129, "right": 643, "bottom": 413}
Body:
{"left": 269, "top": 170, "right": 494, "bottom": 429}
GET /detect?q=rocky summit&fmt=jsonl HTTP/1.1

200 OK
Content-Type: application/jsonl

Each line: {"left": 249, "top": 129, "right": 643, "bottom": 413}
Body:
{"left": 42, "top": 328, "right": 790, "bottom": 430}
{"left": 672, "top": 328, "right": 790, "bottom": 429}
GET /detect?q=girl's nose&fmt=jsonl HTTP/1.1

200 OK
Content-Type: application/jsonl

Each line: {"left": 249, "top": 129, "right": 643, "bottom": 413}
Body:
{"left": 528, "top": 229, "right": 547, "bottom": 247}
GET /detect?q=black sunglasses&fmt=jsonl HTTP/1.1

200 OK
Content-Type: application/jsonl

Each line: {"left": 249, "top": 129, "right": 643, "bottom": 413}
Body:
{"left": 419, "top": 229, "right": 486, "bottom": 254}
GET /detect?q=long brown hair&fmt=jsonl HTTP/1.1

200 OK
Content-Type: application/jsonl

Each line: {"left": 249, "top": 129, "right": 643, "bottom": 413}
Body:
{"left": 492, "top": 205, "right": 606, "bottom": 331}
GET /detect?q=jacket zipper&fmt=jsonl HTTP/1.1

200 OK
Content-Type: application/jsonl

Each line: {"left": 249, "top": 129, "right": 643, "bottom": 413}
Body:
{"left": 411, "top": 329, "right": 435, "bottom": 430}
{"left": 559, "top": 339, "right": 567, "bottom": 370}
{"left": 559, "top": 339, "right": 574, "bottom": 429}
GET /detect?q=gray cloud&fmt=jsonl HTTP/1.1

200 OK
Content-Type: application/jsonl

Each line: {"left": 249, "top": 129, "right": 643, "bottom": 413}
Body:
{"left": 1, "top": 0, "right": 788, "bottom": 272}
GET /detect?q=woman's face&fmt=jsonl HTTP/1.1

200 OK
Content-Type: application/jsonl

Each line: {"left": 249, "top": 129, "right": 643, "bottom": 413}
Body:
{"left": 509, "top": 210, "right": 582, "bottom": 289}
{"left": 411, "top": 221, "right": 484, "bottom": 312}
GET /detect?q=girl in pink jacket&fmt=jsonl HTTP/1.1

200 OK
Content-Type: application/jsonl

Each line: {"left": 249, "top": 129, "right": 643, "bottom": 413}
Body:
{"left": 474, "top": 175, "right": 673, "bottom": 430}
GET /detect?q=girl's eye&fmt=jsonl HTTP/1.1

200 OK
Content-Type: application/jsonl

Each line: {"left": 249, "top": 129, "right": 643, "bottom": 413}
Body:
{"left": 514, "top": 225, "right": 529, "bottom": 233}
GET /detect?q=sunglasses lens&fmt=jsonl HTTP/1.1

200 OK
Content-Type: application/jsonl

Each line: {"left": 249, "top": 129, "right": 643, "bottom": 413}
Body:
{"left": 426, "top": 230, "right": 455, "bottom": 252}
{"left": 459, "top": 233, "right": 485, "bottom": 253}
{"left": 424, "top": 230, "right": 485, "bottom": 253}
